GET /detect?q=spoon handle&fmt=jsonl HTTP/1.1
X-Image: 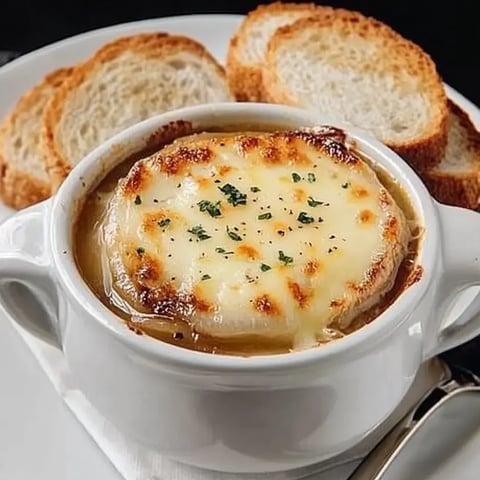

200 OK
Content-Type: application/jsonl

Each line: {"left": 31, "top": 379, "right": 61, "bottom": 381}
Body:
{"left": 347, "top": 364, "right": 480, "bottom": 480}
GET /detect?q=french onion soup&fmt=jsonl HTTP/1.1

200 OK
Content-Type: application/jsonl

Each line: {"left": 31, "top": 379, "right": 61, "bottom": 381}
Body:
{"left": 75, "top": 127, "right": 422, "bottom": 356}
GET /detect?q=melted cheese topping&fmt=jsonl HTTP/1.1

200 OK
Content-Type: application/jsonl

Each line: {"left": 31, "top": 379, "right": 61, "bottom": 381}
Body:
{"left": 100, "top": 129, "right": 410, "bottom": 349}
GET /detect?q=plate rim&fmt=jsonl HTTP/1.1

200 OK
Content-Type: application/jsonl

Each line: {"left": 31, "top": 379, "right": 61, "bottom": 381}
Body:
{"left": 0, "top": 14, "right": 244, "bottom": 76}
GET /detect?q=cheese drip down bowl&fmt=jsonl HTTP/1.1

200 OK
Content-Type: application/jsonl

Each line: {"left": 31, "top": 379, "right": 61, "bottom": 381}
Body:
{"left": 1, "top": 103, "right": 480, "bottom": 473}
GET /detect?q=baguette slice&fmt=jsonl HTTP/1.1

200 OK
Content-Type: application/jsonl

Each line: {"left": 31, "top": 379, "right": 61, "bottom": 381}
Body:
{"left": 263, "top": 11, "right": 448, "bottom": 171}
{"left": 421, "top": 101, "right": 480, "bottom": 209}
{"left": 43, "top": 33, "right": 234, "bottom": 191}
{"left": 0, "top": 68, "right": 72, "bottom": 208}
{"left": 226, "top": 2, "right": 328, "bottom": 101}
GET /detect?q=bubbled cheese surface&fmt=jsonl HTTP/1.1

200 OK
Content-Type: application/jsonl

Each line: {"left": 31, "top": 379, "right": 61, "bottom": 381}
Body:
{"left": 101, "top": 128, "right": 410, "bottom": 348}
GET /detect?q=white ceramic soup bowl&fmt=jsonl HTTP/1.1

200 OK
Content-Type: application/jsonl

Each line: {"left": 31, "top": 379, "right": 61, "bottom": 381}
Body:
{"left": 1, "top": 103, "right": 480, "bottom": 474}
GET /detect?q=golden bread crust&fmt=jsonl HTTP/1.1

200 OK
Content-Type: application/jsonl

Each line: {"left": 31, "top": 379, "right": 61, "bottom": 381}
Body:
{"left": 42, "top": 33, "right": 231, "bottom": 192}
{"left": 226, "top": 2, "right": 323, "bottom": 101}
{"left": 421, "top": 101, "right": 480, "bottom": 209}
{"left": 263, "top": 10, "right": 449, "bottom": 170}
{"left": 0, "top": 162, "right": 51, "bottom": 209}
{"left": 0, "top": 67, "right": 72, "bottom": 209}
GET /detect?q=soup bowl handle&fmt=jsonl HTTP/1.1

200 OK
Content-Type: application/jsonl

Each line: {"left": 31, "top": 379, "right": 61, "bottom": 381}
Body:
{"left": 424, "top": 204, "right": 480, "bottom": 359}
{"left": 0, "top": 201, "right": 61, "bottom": 347}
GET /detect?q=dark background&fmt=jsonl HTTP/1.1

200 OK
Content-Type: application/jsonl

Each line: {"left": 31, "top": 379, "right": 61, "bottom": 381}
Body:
{"left": 0, "top": 0, "right": 479, "bottom": 105}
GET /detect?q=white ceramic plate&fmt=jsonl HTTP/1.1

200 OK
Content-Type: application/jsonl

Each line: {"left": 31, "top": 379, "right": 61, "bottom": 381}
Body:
{"left": 1, "top": 14, "right": 480, "bottom": 480}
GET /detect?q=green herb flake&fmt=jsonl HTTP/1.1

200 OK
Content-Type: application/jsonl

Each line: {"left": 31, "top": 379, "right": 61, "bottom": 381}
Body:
{"left": 158, "top": 218, "right": 171, "bottom": 228}
{"left": 307, "top": 196, "right": 323, "bottom": 207}
{"left": 226, "top": 226, "right": 242, "bottom": 242}
{"left": 187, "top": 225, "right": 211, "bottom": 241}
{"left": 307, "top": 172, "right": 316, "bottom": 183}
{"left": 258, "top": 212, "right": 272, "bottom": 220}
{"left": 260, "top": 263, "right": 271, "bottom": 272}
{"left": 278, "top": 250, "right": 293, "bottom": 266}
{"left": 197, "top": 200, "right": 222, "bottom": 217}
{"left": 134, "top": 195, "right": 142, "bottom": 205}
{"left": 250, "top": 186, "right": 261, "bottom": 193}
{"left": 201, "top": 274, "right": 211, "bottom": 281}
{"left": 215, "top": 247, "right": 234, "bottom": 255}
{"left": 297, "top": 211, "right": 315, "bottom": 224}
{"left": 136, "top": 247, "right": 145, "bottom": 256}
{"left": 291, "top": 172, "right": 301, "bottom": 183}
{"left": 342, "top": 182, "right": 350, "bottom": 189}
{"left": 218, "top": 183, "right": 247, "bottom": 206}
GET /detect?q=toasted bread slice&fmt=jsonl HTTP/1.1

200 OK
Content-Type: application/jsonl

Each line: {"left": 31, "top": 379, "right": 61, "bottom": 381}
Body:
{"left": 43, "top": 33, "right": 234, "bottom": 191}
{"left": 421, "top": 101, "right": 480, "bottom": 209}
{"left": 226, "top": 2, "right": 328, "bottom": 101}
{"left": 0, "top": 68, "right": 72, "bottom": 209}
{"left": 263, "top": 11, "right": 448, "bottom": 171}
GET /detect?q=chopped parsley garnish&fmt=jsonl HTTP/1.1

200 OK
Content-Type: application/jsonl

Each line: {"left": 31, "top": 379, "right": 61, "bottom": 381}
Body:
{"left": 291, "top": 172, "right": 301, "bottom": 183}
{"left": 134, "top": 195, "right": 142, "bottom": 205}
{"left": 226, "top": 226, "right": 242, "bottom": 241}
{"left": 201, "top": 274, "right": 211, "bottom": 281}
{"left": 297, "top": 211, "right": 315, "bottom": 224}
{"left": 188, "top": 225, "right": 211, "bottom": 241}
{"left": 307, "top": 196, "right": 323, "bottom": 207}
{"left": 158, "top": 218, "right": 171, "bottom": 228}
{"left": 258, "top": 212, "right": 272, "bottom": 220}
{"left": 136, "top": 247, "right": 145, "bottom": 256}
{"left": 197, "top": 200, "right": 222, "bottom": 217}
{"left": 215, "top": 247, "right": 234, "bottom": 255}
{"left": 278, "top": 250, "right": 293, "bottom": 265}
{"left": 260, "top": 263, "right": 271, "bottom": 272}
{"left": 218, "top": 183, "right": 247, "bottom": 206}
{"left": 307, "top": 172, "right": 316, "bottom": 183}
{"left": 250, "top": 186, "right": 261, "bottom": 192}
{"left": 342, "top": 182, "right": 351, "bottom": 189}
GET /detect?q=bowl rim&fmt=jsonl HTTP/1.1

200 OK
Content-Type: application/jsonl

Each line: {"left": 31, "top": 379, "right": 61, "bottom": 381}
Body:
{"left": 50, "top": 102, "right": 439, "bottom": 372}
